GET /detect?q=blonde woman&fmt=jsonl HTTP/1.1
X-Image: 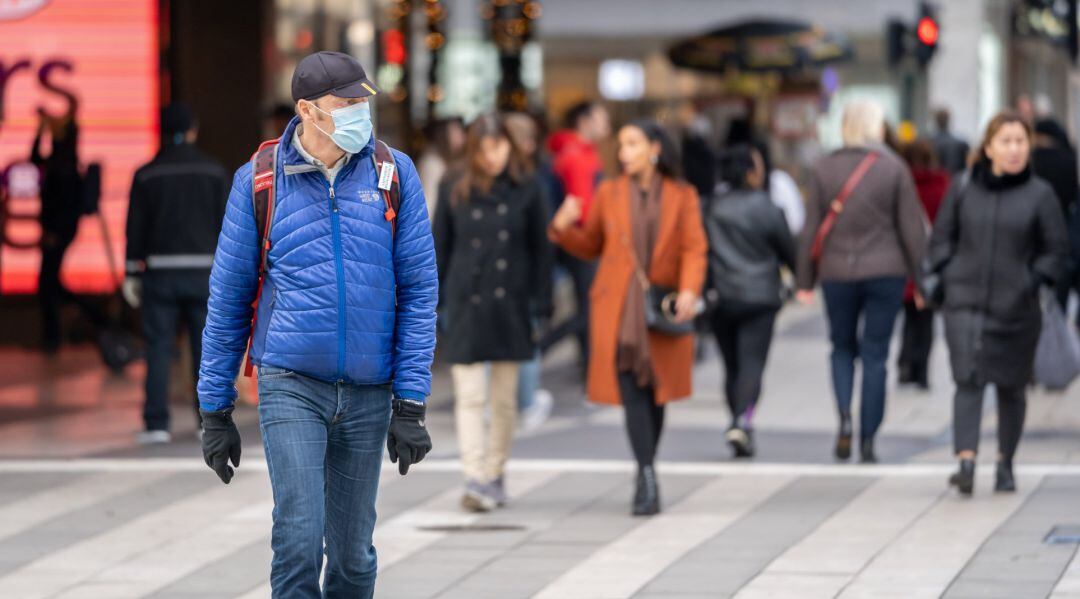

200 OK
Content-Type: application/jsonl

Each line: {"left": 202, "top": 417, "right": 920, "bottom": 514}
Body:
{"left": 796, "top": 100, "right": 927, "bottom": 463}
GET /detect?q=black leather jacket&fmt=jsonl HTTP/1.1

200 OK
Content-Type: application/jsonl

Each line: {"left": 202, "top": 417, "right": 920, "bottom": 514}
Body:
{"left": 703, "top": 186, "right": 796, "bottom": 308}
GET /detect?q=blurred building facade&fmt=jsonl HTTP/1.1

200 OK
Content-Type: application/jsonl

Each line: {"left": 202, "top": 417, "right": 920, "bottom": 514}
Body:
{"left": 1, "top": 0, "right": 1077, "bottom": 298}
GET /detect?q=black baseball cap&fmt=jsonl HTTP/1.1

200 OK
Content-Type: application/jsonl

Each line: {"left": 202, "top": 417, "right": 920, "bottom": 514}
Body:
{"left": 291, "top": 51, "right": 379, "bottom": 103}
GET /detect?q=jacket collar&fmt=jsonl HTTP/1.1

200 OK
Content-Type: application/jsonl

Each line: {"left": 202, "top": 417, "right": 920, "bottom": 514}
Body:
{"left": 278, "top": 115, "right": 375, "bottom": 176}
{"left": 974, "top": 157, "right": 1032, "bottom": 190}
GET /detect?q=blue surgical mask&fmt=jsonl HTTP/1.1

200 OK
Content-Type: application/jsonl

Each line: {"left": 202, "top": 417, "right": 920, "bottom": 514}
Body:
{"left": 309, "top": 100, "right": 373, "bottom": 154}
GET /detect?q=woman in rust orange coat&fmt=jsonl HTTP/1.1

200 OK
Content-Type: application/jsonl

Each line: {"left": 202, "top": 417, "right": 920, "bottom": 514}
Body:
{"left": 548, "top": 119, "right": 708, "bottom": 516}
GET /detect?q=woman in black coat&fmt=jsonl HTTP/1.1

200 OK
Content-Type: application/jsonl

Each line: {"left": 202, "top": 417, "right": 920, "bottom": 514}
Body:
{"left": 433, "top": 113, "right": 552, "bottom": 512}
{"left": 927, "top": 111, "right": 1068, "bottom": 495}
{"left": 703, "top": 145, "right": 795, "bottom": 458}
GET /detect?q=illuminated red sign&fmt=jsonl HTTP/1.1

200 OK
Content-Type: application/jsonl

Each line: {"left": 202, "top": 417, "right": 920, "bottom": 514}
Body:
{"left": 0, "top": 0, "right": 158, "bottom": 294}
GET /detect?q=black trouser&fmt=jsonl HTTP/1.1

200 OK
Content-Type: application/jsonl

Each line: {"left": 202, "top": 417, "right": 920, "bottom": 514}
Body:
{"left": 38, "top": 231, "right": 75, "bottom": 350}
{"left": 953, "top": 383, "right": 1026, "bottom": 463}
{"left": 141, "top": 270, "right": 210, "bottom": 432}
{"left": 709, "top": 302, "right": 777, "bottom": 427}
{"left": 541, "top": 251, "right": 596, "bottom": 370}
{"left": 38, "top": 230, "right": 106, "bottom": 350}
{"left": 618, "top": 372, "right": 665, "bottom": 468}
{"left": 898, "top": 301, "right": 934, "bottom": 385}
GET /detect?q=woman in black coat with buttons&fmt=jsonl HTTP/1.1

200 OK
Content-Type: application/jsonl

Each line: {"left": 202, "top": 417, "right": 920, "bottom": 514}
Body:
{"left": 927, "top": 111, "right": 1068, "bottom": 496}
{"left": 433, "top": 113, "right": 552, "bottom": 512}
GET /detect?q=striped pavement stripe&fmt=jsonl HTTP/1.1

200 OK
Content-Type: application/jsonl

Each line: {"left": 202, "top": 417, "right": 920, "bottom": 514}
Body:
{"left": 0, "top": 463, "right": 1075, "bottom": 597}
{"left": 0, "top": 471, "right": 172, "bottom": 542}
{"left": 943, "top": 475, "right": 1080, "bottom": 599}
{"left": 150, "top": 471, "right": 463, "bottom": 599}
{"left": 837, "top": 472, "right": 1040, "bottom": 598}
{"left": 62, "top": 488, "right": 272, "bottom": 598}
{"left": 734, "top": 476, "right": 946, "bottom": 598}
{"left": 0, "top": 473, "right": 269, "bottom": 598}
{"left": 1053, "top": 549, "right": 1080, "bottom": 599}
{"left": 637, "top": 476, "right": 873, "bottom": 598}
{"left": 3, "top": 457, "right": 1080, "bottom": 477}
{"left": 534, "top": 474, "right": 793, "bottom": 599}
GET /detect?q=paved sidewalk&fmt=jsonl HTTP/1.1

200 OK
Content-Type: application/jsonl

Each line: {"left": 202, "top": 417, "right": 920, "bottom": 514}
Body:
{"left": 0, "top": 303, "right": 1078, "bottom": 598}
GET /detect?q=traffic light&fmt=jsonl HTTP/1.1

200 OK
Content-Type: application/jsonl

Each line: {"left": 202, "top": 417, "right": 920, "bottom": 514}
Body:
{"left": 884, "top": 3, "right": 940, "bottom": 69}
{"left": 887, "top": 20, "right": 908, "bottom": 67}
{"left": 915, "top": 3, "right": 939, "bottom": 67}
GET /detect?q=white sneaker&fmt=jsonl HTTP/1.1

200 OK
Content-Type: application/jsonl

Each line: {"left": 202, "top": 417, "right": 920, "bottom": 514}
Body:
{"left": 521, "top": 389, "right": 554, "bottom": 432}
{"left": 137, "top": 430, "right": 172, "bottom": 445}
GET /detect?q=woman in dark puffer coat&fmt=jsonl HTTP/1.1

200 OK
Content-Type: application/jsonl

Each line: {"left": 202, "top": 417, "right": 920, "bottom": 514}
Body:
{"left": 927, "top": 111, "right": 1068, "bottom": 496}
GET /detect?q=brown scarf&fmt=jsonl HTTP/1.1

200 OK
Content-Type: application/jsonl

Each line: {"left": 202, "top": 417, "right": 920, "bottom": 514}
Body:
{"left": 617, "top": 175, "right": 662, "bottom": 388}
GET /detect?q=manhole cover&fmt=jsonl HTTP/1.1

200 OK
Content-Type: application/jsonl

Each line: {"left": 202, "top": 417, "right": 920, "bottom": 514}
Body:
{"left": 1045, "top": 525, "right": 1080, "bottom": 544}
{"left": 417, "top": 524, "right": 526, "bottom": 533}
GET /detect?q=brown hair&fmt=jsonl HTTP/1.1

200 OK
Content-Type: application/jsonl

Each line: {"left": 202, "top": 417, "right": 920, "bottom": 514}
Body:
{"left": 899, "top": 139, "right": 939, "bottom": 170}
{"left": 970, "top": 110, "right": 1033, "bottom": 167}
{"left": 451, "top": 112, "right": 531, "bottom": 204}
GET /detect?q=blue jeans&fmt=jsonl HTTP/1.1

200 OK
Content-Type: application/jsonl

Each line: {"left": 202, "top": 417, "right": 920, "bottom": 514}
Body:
{"left": 258, "top": 367, "right": 391, "bottom": 599}
{"left": 517, "top": 350, "right": 541, "bottom": 411}
{"left": 821, "top": 277, "right": 905, "bottom": 441}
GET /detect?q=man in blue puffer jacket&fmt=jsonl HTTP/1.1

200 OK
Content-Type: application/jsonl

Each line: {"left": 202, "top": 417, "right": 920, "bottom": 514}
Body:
{"left": 196, "top": 51, "right": 437, "bottom": 598}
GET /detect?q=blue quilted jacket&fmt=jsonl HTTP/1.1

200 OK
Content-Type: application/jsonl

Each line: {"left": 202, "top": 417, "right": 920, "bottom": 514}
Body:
{"left": 197, "top": 117, "right": 438, "bottom": 411}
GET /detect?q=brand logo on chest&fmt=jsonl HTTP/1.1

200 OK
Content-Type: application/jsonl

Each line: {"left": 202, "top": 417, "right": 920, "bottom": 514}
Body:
{"left": 358, "top": 190, "right": 381, "bottom": 204}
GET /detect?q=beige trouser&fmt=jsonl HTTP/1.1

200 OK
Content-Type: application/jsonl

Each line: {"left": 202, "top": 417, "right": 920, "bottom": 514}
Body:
{"left": 452, "top": 361, "right": 521, "bottom": 482}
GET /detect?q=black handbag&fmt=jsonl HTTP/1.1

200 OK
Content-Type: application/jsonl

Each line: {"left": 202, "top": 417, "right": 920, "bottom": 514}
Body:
{"left": 625, "top": 235, "right": 696, "bottom": 336}
{"left": 644, "top": 285, "right": 695, "bottom": 336}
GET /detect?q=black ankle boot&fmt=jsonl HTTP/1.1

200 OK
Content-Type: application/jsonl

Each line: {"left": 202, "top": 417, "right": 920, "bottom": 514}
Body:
{"left": 632, "top": 465, "right": 660, "bottom": 516}
{"left": 995, "top": 461, "right": 1016, "bottom": 493}
{"left": 835, "top": 413, "right": 853, "bottom": 461}
{"left": 949, "top": 459, "right": 975, "bottom": 495}
{"left": 859, "top": 438, "right": 877, "bottom": 464}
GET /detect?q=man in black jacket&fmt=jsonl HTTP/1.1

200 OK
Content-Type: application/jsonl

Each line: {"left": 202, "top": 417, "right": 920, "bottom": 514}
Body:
{"left": 1031, "top": 119, "right": 1080, "bottom": 316}
{"left": 125, "top": 103, "right": 228, "bottom": 443}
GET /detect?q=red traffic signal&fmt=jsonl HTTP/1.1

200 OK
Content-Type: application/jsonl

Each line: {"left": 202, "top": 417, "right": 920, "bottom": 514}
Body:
{"left": 917, "top": 15, "right": 939, "bottom": 46}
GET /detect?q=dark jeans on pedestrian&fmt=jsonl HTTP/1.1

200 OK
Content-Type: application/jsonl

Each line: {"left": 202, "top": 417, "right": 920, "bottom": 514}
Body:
{"left": 821, "top": 277, "right": 905, "bottom": 442}
{"left": 618, "top": 372, "right": 665, "bottom": 468}
{"left": 38, "top": 231, "right": 106, "bottom": 351}
{"left": 953, "top": 383, "right": 1026, "bottom": 463}
{"left": 541, "top": 251, "right": 596, "bottom": 372}
{"left": 141, "top": 269, "right": 209, "bottom": 432}
{"left": 709, "top": 302, "right": 778, "bottom": 427}
{"left": 258, "top": 367, "right": 391, "bottom": 599}
{"left": 898, "top": 300, "right": 934, "bottom": 386}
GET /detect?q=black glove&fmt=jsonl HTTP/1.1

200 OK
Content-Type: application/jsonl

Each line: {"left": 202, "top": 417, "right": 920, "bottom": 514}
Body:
{"left": 200, "top": 408, "right": 242, "bottom": 484}
{"left": 387, "top": 398, "right": 432, "bottom": 475}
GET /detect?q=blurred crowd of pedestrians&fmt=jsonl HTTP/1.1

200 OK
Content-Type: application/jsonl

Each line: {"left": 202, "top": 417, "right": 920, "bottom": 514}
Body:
{"left": 17, "top": 44, "right": 1080, "bottom": 597}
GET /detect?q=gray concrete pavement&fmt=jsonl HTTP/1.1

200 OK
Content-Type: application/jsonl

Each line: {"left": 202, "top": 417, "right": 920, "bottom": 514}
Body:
{"left": 0, "top": 302, "right": 1078, "bottom": 597}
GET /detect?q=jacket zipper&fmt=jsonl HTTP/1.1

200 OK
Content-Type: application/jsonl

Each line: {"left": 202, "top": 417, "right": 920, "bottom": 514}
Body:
{"left": 329, "top": 184, "right": 347, "bottom": 381}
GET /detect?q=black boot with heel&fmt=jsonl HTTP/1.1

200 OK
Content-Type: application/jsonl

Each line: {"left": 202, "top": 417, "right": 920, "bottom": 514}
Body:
{"left": 632, "top": 465, "right": 660, "bottom": 516}
{"left": 995, "top": 461, "right": 1016, "bottom": 493}
{"left": 835, "top": 413, "right": 853, "bottom": 461}
{"left": 949, "top": 459, "right": 975, "bottom": 496}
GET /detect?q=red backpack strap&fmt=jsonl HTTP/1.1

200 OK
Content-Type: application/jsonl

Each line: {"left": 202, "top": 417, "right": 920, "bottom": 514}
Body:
{"left": 244, "top": 139, "right": 279, "bottom": 377}
{"left": 372, "top": 139, "right": 401, "bottom": 237}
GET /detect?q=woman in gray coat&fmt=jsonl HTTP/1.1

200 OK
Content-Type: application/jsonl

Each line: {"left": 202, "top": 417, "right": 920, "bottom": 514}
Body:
{"left": 927, "top": 111, "right": 1068, "bottom": 495}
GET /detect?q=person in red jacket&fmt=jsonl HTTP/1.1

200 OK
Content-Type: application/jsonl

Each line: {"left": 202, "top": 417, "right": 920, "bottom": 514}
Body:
{"left": 544, "top": 101, "right": 611, "bottom": 376}
{"left": 898, "top": 139, "right": 950, "bottom": 389}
